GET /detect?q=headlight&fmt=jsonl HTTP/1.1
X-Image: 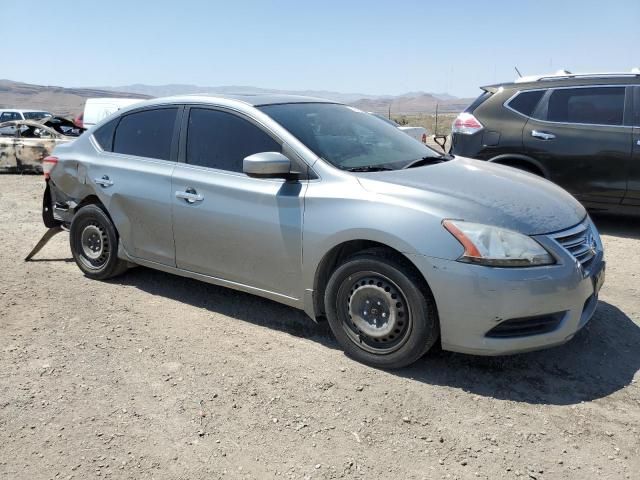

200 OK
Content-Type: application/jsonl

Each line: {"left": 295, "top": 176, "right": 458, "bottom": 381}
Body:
{"left": 443, "top": 220, "right": 554, "bottom": 267}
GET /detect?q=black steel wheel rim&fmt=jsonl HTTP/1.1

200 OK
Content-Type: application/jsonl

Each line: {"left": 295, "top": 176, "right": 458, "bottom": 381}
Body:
{"left": 77, "top": 220, "right": 110, "bottom": 270}
{"left": 337, "top": 271, "right": 413, "bottom": 354}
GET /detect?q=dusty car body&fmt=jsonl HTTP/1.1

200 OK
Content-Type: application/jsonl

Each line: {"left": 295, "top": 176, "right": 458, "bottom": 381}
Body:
{"left": 43, "top": 95, "right": 605, "bottom": 368}
{"left": 0, "top": 118, "right": 83, "bottom": 173}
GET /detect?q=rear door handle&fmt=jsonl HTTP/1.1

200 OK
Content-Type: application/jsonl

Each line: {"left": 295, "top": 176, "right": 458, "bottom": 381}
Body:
{"left": 94, "top": 175, "right": 114, "bottom": 187}
{"left": 531, "top": 130, "right": 556, "bottom": 140}
{"left": 175, "top": 188, "right": 204, "bottom": 204}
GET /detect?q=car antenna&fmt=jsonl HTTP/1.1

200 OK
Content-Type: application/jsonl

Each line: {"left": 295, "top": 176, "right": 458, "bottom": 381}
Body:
{"left": 514, "top": 66, "right": 523, "bottom": 78}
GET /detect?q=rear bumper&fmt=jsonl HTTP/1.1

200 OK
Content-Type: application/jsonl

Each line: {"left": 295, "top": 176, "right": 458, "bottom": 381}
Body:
{"left": 43, "top": 180, "right": 75, "bottom": 228}
{"left": 408, "top": 252, "right": 604, "bottom": 356}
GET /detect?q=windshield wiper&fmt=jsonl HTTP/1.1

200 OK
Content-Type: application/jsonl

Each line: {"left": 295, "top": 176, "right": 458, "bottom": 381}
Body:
{"left": 402, "top": 154, "right": 454, "bottom": 169}
{"left": 345, "top": 165, "right": 394, "bottom": 172}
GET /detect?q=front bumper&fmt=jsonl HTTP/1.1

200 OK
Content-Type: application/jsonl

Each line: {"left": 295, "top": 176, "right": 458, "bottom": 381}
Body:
{"left": 407, "top": 244, "right": 604, "bottom": 356}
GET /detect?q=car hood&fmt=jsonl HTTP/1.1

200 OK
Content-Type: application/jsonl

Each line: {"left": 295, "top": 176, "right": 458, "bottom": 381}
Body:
{"left": 356, "top": 157, "right": 586, "bottom": 235}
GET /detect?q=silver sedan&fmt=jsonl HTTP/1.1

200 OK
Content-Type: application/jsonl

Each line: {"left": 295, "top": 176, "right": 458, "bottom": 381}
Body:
{"left": 43, "top": 94, "right": 605, "bottom": 368}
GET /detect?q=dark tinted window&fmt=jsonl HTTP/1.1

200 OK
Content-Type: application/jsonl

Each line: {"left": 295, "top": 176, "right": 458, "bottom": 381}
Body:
{"left": 23, "top": 111, "right": 51, "bottom": 120}
{"left": 0, "top": 112, "right": 20, "bottom": 122}
{"left": 93, "top": 118, "right": 118, "bottom": 151}
{"left": 187, "top": 108, "right": 280, "bottom": 172}
{"left": 634, "top": 87, "right": 640, "bottom": 126}
{"left": 547, "top": 87, "right": 625, "bottom": 126}
{"left": 465, "top": 91, "right": 492, "bottom": 113}
{"left": 113, "top": 108, "right": 177, "bottom": 160}
{"left": 508, "top": 90, "right": 544, "bottom": 116}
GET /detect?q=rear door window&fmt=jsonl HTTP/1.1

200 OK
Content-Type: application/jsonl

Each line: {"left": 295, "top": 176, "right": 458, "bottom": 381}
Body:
{"left": 546, "top": 87, "right": 625, "bottom": 126}
{"left": 113, "top": 108, "right": 177, "bottom": 160}
{"left": 186, "top": 108, "right": 280, "bottom": 172}
{"left": 507, "top": 90, "right": 545, "bottom": 117}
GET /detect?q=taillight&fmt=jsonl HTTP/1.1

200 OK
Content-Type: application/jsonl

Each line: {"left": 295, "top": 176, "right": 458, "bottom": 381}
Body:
{"left": 43, "top": 156, "right": 58, "bottom": 179}
{"left": 421, "top": 133, "right": 427, "bottom": 143}
{"left": 452, "top": 112, "right": 484, "bottom": 135}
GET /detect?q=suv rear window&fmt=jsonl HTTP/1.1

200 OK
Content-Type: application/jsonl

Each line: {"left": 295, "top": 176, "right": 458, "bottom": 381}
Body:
{"left": 507, "top": 90, "right": 544, "bottom": 116}
{"left": 464, "top": 91, "right": 492, "bottom": 113}
{"left": 113, "top": 108, "right": 177, "bottom": 160}
{"left": 547, "top": 87, "right": 625, "bottom": 126}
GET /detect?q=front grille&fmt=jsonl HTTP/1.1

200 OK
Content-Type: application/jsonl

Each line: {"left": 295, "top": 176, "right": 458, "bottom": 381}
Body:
{"left": 485, "top": 312, "right": 565, "bottom": 338}
{"left": 550, "top": 221, "right": 598, "bottom": 272}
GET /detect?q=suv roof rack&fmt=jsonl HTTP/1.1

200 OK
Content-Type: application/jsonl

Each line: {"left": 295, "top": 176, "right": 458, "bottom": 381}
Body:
{"left": 514, "top": 69, "right": 640, "bottom": 83}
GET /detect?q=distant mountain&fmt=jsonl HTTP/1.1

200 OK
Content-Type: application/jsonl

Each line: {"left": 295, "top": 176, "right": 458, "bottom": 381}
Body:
{"left": 101, "top": 84, "right": 472, "bottom": 114}
{"left": 0, "top": 80, "right": 149, "bottom": 117}
{"left": 350, "top": 93, "right": 472, "bottom": 115}
{"left": 0, "top": 79, "right": 471, "bottom": 117}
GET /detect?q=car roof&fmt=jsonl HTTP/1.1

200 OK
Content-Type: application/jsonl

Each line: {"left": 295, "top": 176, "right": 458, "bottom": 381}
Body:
{"left": 137, "top": 93, "right": 339, "bottom": 108}
{"left": 0, "top": 109, "right": 51, "bottom": 113}
{"left": 482, "top": 70, "right": 640, "bottom": 92}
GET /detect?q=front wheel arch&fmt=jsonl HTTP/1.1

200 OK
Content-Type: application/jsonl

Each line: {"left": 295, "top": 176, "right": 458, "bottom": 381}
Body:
{"left": 313, "top": 241, "right": 434, "bottom": 320}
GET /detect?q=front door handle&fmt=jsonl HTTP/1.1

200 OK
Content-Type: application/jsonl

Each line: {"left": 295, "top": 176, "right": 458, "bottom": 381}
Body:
{"left": 531, "top": 130, "right": 556, "bottom": 140}
{"left": 175, "top": 188, "right": 204, "bottom": 204}
{"left": 94, "top": 175, "right": 114, "bottom": 187}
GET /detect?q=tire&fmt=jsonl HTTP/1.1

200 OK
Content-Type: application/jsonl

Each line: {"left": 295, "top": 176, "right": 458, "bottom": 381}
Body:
{"left": 324, "top": 250, "right": 439, "bottom": 369}
{"left": 69, "top": 204, "right": 128, "bottom": 280}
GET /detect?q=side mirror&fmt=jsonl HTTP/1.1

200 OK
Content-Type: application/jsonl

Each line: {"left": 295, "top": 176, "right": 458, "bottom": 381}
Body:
{"left": 243, "top": 151, "right": 291, "bottom": 177}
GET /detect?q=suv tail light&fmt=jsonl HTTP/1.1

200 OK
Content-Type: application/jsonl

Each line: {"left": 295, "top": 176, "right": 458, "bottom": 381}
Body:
{"left": 452, "top": 112, "right": 484, "bottom": 135}
{"left": 43, "top": 156, "right": 58, "bottom": 179}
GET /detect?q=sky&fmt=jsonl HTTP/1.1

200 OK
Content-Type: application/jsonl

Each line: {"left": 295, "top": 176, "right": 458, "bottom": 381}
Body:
{"left": 2, "top": 0, "right": 638, "bottom": 97}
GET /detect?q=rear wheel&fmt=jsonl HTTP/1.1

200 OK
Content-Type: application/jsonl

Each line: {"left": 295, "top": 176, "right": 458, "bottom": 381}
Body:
{"left": 69, "top": 204, "right": 128, "bottom": 280}
{"left": 324, "top": 251, "right": 439, "bottom": 369}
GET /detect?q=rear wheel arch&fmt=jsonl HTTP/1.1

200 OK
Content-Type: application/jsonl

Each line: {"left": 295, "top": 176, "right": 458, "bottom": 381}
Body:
{"left": 487, "top": 154, "right": 548, "bottom": 178}
{"left": 75, "top": 194, "right": 105, "bottom": 213}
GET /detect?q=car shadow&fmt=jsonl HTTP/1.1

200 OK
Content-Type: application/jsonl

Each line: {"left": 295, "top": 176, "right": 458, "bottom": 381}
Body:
{"left": 115, "top": 267, "right": 639, "bottom": 406}
{"left": 591, "top": 213, "right": 640, "bottom": 240}
{"left": 400, "top": 300, "right": 639, "bottom": 405}
{"left": 115, "top": 266, "right": 336, "bottom": 345}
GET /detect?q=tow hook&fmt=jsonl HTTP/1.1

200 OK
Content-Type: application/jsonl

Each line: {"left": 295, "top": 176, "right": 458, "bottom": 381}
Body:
{"left": 24, "top": 226, "right": 67, "bottom": 261}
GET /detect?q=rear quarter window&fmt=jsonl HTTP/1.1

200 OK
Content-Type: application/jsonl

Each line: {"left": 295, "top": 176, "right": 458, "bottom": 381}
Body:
{"left": 507, "top": 90, "right": 545, "bottom": 117}
{"left": 93, "top": 118, "right": 118, "bottom": 152}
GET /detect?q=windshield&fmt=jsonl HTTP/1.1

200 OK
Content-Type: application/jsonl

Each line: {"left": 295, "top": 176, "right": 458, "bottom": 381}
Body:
{"left": 259, "top": 103, "right": 441, "bottom": 170}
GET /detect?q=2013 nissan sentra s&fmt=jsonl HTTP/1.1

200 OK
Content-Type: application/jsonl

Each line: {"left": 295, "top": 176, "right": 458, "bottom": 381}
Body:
{"left": 41, "top": 95, "right": 605, "bottom": 368}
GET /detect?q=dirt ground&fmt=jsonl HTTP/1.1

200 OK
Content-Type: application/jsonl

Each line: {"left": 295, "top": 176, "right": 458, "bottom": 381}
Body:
{"left": 0, "top": 175, "right": 638, "bottom": 480}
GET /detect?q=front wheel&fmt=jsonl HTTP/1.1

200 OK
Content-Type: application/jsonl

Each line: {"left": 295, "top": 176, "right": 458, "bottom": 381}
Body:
{"left": 69, "top": 204, "right": 128, "bottom": 280}
{"left": 324, "top": 251, "right": 439, "bottom": 369}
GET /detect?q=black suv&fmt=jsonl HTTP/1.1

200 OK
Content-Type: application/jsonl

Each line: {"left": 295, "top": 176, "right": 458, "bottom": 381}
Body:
{"left": 451, "top": 72, "right": 640, "bottom": 215}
